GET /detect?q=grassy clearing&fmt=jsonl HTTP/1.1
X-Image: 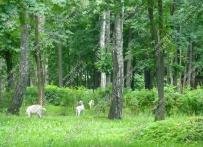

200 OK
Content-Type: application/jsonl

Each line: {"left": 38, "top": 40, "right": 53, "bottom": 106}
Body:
{"left": 0, "top": 107, "right": 203, "bottom": 147}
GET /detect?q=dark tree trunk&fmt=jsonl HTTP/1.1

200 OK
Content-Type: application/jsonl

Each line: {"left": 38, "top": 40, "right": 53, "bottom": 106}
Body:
{"left": 144, "top": 68, "right": 153, "bottom": 89}
{"left": 147, "top": 0, "right": 165, "bottom": 121}
{"left": 108, "top": 4, "right": 124, "bottom": 119}
{"left": 4, "top": 51, "right": 14, "bottom": 91}
{"left": 34, "top": 15, "right": 45, "bottom": 106}
{"left": 58, "top": 43, "right": 63, "bottom": 87}
{"left": 187, "top": 39, "right": 193, "bottom": 87}
{"left": 154, "top": 0, "right": 165, "bottom": 121}
{"left": 7, "top": 6, "right": 29, "bottom": 114}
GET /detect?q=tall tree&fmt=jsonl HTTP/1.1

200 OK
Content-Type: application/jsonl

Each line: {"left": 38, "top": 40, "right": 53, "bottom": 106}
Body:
{"left": 7, "top": 3, "right": 30, "bottom": 114}
{"left": 154, "top": 0, "right": 165, "bottom": 121}
{"left": 34, "top": 14, "right": 45, "bottom": 106}
{"left": 105, "top": 10, "right": 111, "bottom": 86}
{"left": 99, "top": 11, "right": 107, "bottom": 88}
{"left": 57, "top": 43, "right": 63, "bottom": 87}
{"left": 108, "top": 0, "right": 124, "bottom": 119}
{"left": 147, "top": 0, "right": 165, "bottom": 121}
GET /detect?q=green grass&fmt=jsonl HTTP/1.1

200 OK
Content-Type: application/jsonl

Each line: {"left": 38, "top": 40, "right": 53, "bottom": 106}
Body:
{"left": 0, "top": 107, "right": 203, "bottom": 147}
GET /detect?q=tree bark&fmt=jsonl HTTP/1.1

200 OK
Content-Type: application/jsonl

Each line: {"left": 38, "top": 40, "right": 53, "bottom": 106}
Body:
{"left": 147, "top": 0, "right": 165, "bottom": 121}
{"left": 144, "top": 68, "right": 153, "bottom": 89}
{"left": 126, "top": 55, "right": 133, "bottom": 88}
{"left": 105, "top": 10, "right": 111, "bottom": 86}
{"left": 154, "top": 0, "right": 165, "bottom": 121}
{"left": 57, "top": 43, "right": 63, "bottom": 87}
{"left": 34, "top": 15, "right": 45, "bottom": 106}
{"left": 108, "top": 2, "right": 124, "bottom": 119}
{"left": 125, "top": 31, "right": 133, "bottom": 89}
{"left": 187, "top": 39, "right": 193, "bottom": 87}
{"left": 100, "top": 11, "right": 107, "bottom": 88}
{"left": 7, "top": 6, "right": 29, "bottom": 114}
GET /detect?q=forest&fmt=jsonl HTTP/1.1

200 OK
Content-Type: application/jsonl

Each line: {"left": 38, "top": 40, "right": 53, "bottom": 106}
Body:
{"left": 0, "top": 0, "right": 203, "bottom": 146}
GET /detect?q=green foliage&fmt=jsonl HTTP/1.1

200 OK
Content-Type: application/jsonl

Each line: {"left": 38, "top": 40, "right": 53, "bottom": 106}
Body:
{"left": 131, "top": 117, "right": 203, "bottom": 144}
{"left": 133, "top": 74, "right": 145, "bottom": 90}
{"left": 125, "top": 86, "right": 203, "bottom": 115}
{"left": 124, "top": 89, "right": 156, "bottom": 113}
{"left": 0, "top": 92, "right": 12, "bottom": 112}
{"left": 179, "top": 88, "right": 203, "bottom": 115}
{"left": 25, "top": 85, "right": 96, "bottom": 107}
{"left": 24, "top": 86, "right": 38, "bottom": 105}
{"left": 164, "top": 86, "right": 183, "bottom": 115}
{"left": 95, "top": 49, "right": 112, "bottom": 74}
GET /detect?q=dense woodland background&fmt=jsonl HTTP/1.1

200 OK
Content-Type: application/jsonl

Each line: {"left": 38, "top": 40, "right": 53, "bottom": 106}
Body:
{"left": 0, "top": 0, "right": 203, "bottom": 118}
{"left": 0, "top": 0, "right": 203, "bottom": 146}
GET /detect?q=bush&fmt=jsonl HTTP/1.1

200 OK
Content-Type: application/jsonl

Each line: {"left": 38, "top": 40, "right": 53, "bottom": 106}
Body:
{"left": 23, "top": 85, "right": 203, "bottom": 115}
{"left": 0, "top": 92, "right": 12, "bottom": 112}
{"left": 124, "top": 89, "right": 156, "bottom": 113}
{"left": 25, "top": 87, "right": 38, "bottom": 105}
{"left": 25, "top": 85, "right": 97, "bottom": 107}
{"left": 179, "top": 88, "right": 203, "bottom": 115}
{"left": 163, "top": 86, "right": 182, "bottom": 115}
{"left": 131, "top": 117, "right": 203, "bottom": 143}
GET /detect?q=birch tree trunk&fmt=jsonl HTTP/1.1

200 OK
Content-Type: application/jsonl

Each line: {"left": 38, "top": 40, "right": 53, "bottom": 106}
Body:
{"left": 8, "top": 5, "right": 29, "bottom": 114}
{"left": 108, "top": 2, "right": 124, "bottom": 119}
{"left": 34, "top": 15, "right": 45, "bottom": 106}
{"left": 125, "top": 31, "right": 133, "bottom": 88}
{"left": 126, "top": 54, "right": 133, "bottom": 88}
{"left": 105, "top": 10, "right": 111, "bottom": 86}
{"left": 100, "top": 11, "right": 107, "bottom": 88}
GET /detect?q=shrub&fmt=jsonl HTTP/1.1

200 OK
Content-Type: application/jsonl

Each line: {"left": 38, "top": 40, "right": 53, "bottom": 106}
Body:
{"left": 23, "top": 85, "right": 203, "bottom": 115}
{"left": 131, "top": 117, "right": 203, "bottom": 143}
{"left": 179, "top": 88, "right": 203, "bottom": 115}
{"left": 0, "top": 92, "right": 12, "bottom": 112}
{"left": 163, "top": 86, "right": 183, "bottom": 115}
{"left": 25, "top": 85, "right": 97, "bottom": 107}
{"left": 124, "top": 89, "right": 156, "bottom": 113}
{"left": 25, "top": 87, "right": 38, "bottom": 105}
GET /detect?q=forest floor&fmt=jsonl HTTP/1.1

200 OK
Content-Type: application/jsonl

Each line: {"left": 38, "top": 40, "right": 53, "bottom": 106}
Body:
{"left": 0, "top": 106, "right": 203, "bottom": 147}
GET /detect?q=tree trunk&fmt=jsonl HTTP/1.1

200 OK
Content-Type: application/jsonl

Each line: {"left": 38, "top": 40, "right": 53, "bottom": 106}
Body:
{"left": 4, "top": 51, "right": 14, "bottom": 91}
{"left": 100, "top": 11, "right": 107, "bottom": 88}
{"left": 178, "top": 44, "right": 183, "bottom": 92}
{"left": 154, "top": 0, "right": 165, "bottom": 121}
{"left": 34, "top": 15, "right": 45, "bottom": 106}
{"left": 126, "top": 55, "right": 133, "bottom": 88}
{"left": 7, "top": 6, "right": 29, "bottom": 114}
{"left": 58, "top": 43, "right": 63, "bottom": 87}
{"left": 108, "top": 4, "right": 124, "bottom": 119}
{"left": 144, "top": 68, "right": 153, "bottom": 89}
{"left": 187, "top": 39, "right": 193, "bottom": 87}
{"left": 125, "top": 31, "right": 133, "bottom": 89}
{"left": 105, "top": 10, "right": 111, "bottom": 86}
{"left": 148, "top": 0, "right": 165, "bottom": 121}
